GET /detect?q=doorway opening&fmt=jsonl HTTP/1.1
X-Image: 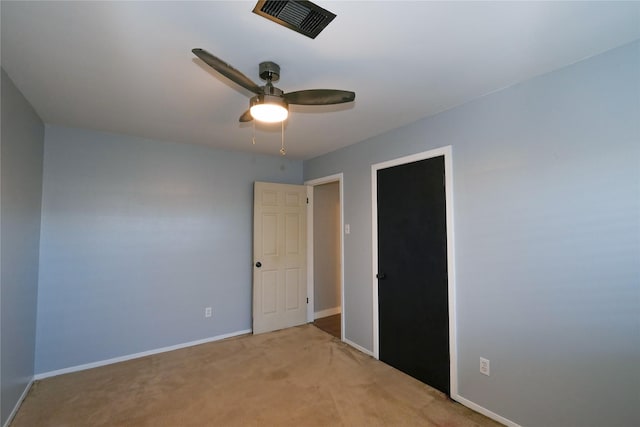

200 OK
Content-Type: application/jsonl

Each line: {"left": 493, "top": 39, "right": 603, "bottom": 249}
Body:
{"left": 371, "top": 146, "right": 457, "bottom": 396}
{"left": 305, "top": 174, "right": 344, "bottom": 340}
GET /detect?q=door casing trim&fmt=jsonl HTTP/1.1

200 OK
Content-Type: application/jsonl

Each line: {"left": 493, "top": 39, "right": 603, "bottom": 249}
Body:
{"left": 371, "top": 146, "right": 457, "bottom": 397}
{"left": 305, "top": 173, "right": 345, "bottom": 342}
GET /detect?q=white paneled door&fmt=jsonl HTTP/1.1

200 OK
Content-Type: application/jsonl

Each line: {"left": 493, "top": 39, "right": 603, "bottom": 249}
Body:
{"left": 253, "top": 182, "right": 307, "bottom": 334}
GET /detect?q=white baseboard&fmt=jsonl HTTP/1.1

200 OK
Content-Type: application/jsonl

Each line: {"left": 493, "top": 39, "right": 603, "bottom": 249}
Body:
{"left": 344, "top": 338, "right": 374, "bottom": 357}
{"left": 452, "top": 393, "right": 521, "bottom": 427}
{"left": 34, "top": 329, "right": 252, "bottom": 381}
{"left": 3, "top": 377, "right": 34, "bottom": 427}
{"left": 314, "top": 306, "right": 341, "bottom": 319}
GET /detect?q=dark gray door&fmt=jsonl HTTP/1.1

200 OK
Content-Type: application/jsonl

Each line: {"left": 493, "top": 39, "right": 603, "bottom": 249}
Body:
{"left": 377, "top": 155, "right": 449, "bottom": 394}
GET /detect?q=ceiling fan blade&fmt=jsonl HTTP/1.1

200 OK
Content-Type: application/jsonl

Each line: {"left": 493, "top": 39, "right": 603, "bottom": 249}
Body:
{"left": 192, "top": 48, "right": 261, "bottom": 94}
{"left": 239, "top": 109, "right": 253, "bottom": 122}
{"left": 284, "top": 89, "right": 355, "bottom": 105}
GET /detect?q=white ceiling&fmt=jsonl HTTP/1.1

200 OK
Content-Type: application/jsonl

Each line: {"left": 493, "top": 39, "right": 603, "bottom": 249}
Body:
{"left": 2, "top": 1, "right": 639, "bottom": 160}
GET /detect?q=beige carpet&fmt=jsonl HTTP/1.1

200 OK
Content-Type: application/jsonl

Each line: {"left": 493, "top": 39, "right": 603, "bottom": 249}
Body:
{"left": 12, "top": 325, "right": 501, "bottom": 426}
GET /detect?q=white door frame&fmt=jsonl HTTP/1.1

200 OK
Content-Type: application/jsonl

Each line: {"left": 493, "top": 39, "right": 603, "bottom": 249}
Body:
{"left": 305, "top": 173, "right": 345, "bottom": 341}
{"left": 371, "top": 146, "right": 458, "bottom": 396}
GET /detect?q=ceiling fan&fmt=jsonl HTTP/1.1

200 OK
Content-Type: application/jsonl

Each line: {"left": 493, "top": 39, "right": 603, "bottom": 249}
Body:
{"left": 192, "top": 48, "right": 355, "bottom": 124}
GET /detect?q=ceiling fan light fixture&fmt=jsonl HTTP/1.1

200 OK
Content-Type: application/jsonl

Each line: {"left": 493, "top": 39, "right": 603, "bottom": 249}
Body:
{"left": 250, "top": 94, "right": 289, "bottom": 123}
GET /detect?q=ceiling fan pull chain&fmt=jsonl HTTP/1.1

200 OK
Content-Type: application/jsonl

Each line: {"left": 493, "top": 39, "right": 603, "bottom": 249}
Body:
{"left": 252, "top": 120, "right": 256, "bottom": 145}
{"left": 280, "top": 121, "right": 286, "bottom": 156}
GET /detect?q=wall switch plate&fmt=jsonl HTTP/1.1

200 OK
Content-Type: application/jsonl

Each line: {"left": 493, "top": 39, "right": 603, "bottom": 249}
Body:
{"left": 344, "top": 224, "right": 350, "bottom": 234}
{"left": 205, "top": 307, "right": 212, "bottom": 318}
{"left": 480, "top": 357, "right": 490, "bottom": 376}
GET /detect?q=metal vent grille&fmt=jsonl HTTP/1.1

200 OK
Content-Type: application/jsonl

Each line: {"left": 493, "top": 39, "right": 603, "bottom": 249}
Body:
{"left": 253, "top": 1, "right": 336, "bottom": 39}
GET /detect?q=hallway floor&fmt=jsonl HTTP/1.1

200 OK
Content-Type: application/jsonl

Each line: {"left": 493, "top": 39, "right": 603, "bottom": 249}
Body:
{"left": 313, "top": 313, "right": 341, "bottom": 339}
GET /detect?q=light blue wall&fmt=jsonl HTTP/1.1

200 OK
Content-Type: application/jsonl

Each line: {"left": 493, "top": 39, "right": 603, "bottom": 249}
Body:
{"left": 0, "top": 69, "right": 44, "bottom": 425}
{"left": 304, "top": 41, "right": 640, "bottom": 427}
{"left": 35, "top": 126, "right": 302, "bottom": 374}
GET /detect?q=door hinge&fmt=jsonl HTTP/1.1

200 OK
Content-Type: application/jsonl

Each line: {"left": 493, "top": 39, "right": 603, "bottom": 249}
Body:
{"left": 306, "top": 297, "right": 309, "bottom": 303}
{"left": 306, "top": 197, "right": 309, "bottom": 204}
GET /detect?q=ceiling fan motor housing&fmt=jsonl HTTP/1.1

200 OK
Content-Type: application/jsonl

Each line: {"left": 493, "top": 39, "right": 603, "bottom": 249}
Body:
{"left": 250, "top": 93, "right": 288, "bottom": 109}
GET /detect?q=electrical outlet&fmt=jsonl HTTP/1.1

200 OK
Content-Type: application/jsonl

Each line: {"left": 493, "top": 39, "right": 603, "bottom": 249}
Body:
{"left": 480, "top": 357, "right": 490, "bottom": 376}
{"left": 345, "top": 224, "right": 350, "bottom": 234}
{"left": 205, "top": 307, "right": 212, "bottom": 318}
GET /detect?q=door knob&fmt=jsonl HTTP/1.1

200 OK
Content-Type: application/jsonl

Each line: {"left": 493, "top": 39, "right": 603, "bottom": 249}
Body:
{"left": 376, "top": 273, "right": 386, "bottom": 279}
{"left": 255, "top": 261, "right": 262, "bottom": 268}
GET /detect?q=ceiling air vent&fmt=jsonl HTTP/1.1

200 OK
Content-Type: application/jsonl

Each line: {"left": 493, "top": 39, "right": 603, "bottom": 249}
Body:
{"left": 253, "top": 1, "right": 336, "bottom": 39}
